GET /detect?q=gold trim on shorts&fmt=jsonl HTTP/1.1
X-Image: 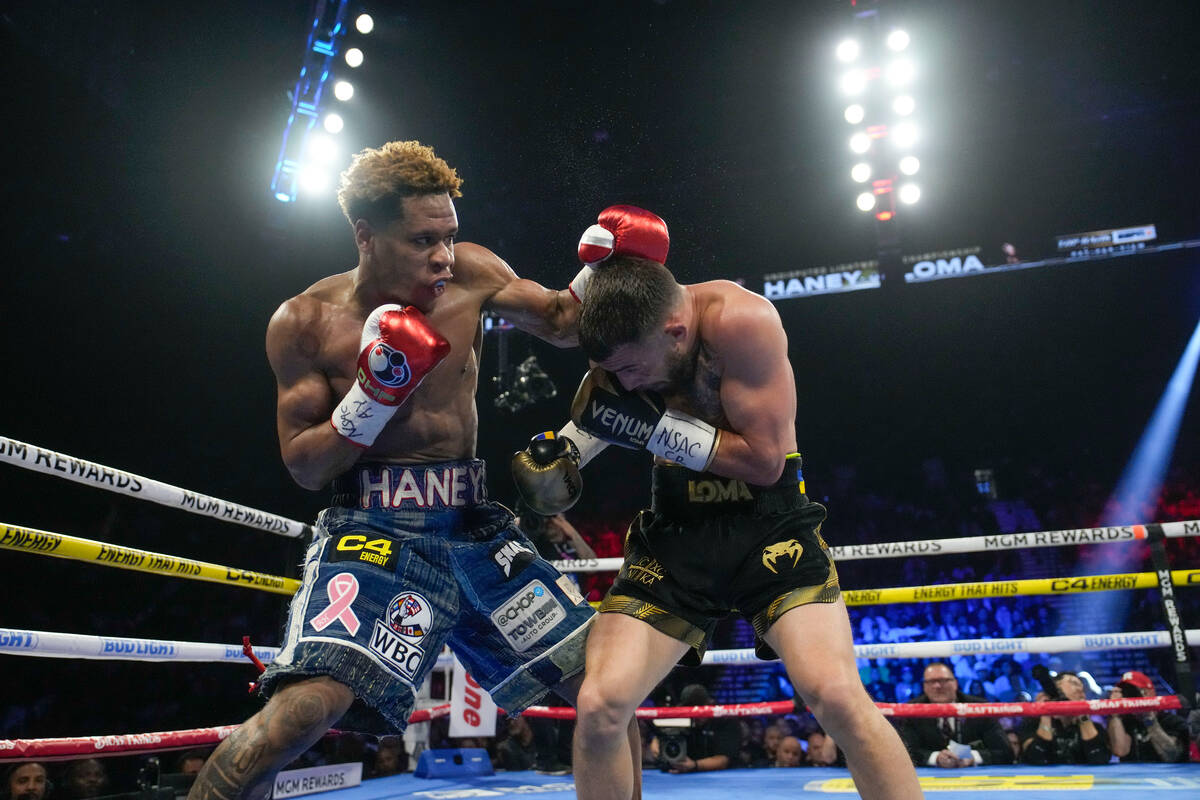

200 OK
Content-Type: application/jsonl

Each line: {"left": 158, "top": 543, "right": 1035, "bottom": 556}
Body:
{"left": 599, "top": 593, "right": 708, "bottom": 654}
{"left": 751, "top": 564, "right": 842, "bottom": 642}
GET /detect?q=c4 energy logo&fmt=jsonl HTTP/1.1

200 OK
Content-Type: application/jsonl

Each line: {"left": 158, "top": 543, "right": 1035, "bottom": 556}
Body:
{"left": 329, "top": 534, "right": 398, "bottom": 571}
{"left": 762, "top": 539, "right": 804, "bottom": 574}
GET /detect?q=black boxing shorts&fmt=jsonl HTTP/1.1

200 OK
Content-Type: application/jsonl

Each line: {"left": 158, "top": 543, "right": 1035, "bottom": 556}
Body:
{"left": 599, "top": 454, "right": 840, "bottom": 665}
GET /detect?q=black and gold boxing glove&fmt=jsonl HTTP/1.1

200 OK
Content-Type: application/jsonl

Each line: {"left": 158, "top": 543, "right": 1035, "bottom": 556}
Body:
{"left": 511, "top": 432, "right": 583, "bottom": 516}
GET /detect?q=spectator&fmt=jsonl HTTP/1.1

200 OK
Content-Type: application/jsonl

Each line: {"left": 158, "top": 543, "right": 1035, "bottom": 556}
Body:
{"left": 648, "top": 685, "right": 741, "bottom": 774}
{"left": 4, "top": 763, "right": 49, "bottom": 800}
{"left": 893, "top": 666, "right": 922, "bottom": 703}
{"left": 495, "top": 717, "right": 539, "bottom": 771}
{"left": 58, "top": 760, "right": 107, "bottom": 800}
{"left": 371, "top": 736, "right": 408, "bottom": 777}
{"left": 775, "top": 736, "right": 804, "bottom": 767}
{"left": 805, "top": 729, "right": 842, "bottom": 767}
{"left": 1106, "top": 671, "right": 1189, "bottom": 763}
{"left": 1006, "top": 730, "right": 1022, "bottom": 761}
{"left": 1019, "top": 672, "right": 1109, "bottom": 765}
{"left": 761, "top": 723, "right": 783, "bottom": 766}
{"left": 737, "top": 720, "right": 768, "bottom": 768}
{"left": 174, "top": 751, "right": 210, "bottom": 776}
{"left": 895, "top": 662, "right": 1013, "bottom": 768}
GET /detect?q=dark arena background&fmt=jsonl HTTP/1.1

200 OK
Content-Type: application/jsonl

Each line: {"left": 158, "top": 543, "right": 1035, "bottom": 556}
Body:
{"left": 2, "top": 1, "right": 1199, "bottom": 798}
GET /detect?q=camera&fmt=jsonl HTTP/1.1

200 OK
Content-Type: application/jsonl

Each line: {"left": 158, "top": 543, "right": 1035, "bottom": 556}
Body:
{"left": 1116, "top": 681, "right": 1143, "bottom": 699}
{"left": 652, "top": 718, "right": 692, "bottom": 768}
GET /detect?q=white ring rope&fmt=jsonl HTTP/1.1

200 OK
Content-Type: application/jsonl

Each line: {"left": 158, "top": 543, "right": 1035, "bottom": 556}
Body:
{"left": 0, "top": 436, "right": 307, "bottom": 538}
{"left": 5, "top": 626, "right": 1195, "bottom": 667}
{"left": 551, "top": 519, "right": 1200, "bottom": 573}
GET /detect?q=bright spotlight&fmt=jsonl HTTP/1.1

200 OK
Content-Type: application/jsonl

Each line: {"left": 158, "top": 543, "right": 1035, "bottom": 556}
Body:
{"left": 299, "top": 165, "right": 331, "bottom": 194}
{"left": 892, "top": 95, "right": 915, "bottom": 116}
{"left": 849, "top": 132, "right": 871, "bottom": 154}
{"left": 844, "top": 104, "right": 865, "bottom": 124}
{"left": 856, "top": 192, "right": 877, "bottom": 211}
{"left": 333, "top": 80, "right": 354, "bottom": 101}
{"left": 355, "top": 14, "right": 374, "bottom": 34}
{"left": 840, "top": 69, "right": 867, "bottom": 95}
{"left": 344, "top": 48, "right": 364, "bottom": 68}
{"left": 836, "top": 39, "right": 860, "bottom": 62}
{"left": 899, "top": 183, "right": 921, "bottom": 204}
{"left": 851, "top": 162, "right": 872, "bottom": 183}
{"left": 892, "top": 121, "right": 917, "bottom": 148}
{"left": 898, "top": 155, "right": 920, "bottom": 175}
{"left": 323, "top": 113, "right": 344, "bottom": 133}
{"left": 307, "top": 134, "right": 338, "bottom": 163}
{"left": 886, "top": 30, "right": 910, "bottom": 51}
{"left": 885, "top": 59, "right": 915, "bottom": 86}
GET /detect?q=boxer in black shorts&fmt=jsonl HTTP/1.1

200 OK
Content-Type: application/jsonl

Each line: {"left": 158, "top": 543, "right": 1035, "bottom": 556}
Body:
{"left": 512, "top": 205, "right": 923, "bottom": 800}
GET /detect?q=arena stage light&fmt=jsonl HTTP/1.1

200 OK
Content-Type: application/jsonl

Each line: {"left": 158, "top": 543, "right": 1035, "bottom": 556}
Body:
{"left": 886, "top": 30, "right": 910, "bottom": 52}
{"left": 840, "top": 69, "right": 867, "bottom": 95}
{"left": 836, "top": 39, "right": 860, "bottom": 63}
{"left": 345, "top": 48, "right": 364, "bottom": 68}
{"left": 898, "top": 183, "right": 921, "bottom": 204}
{"left": 856, "top": 192, "right": 876, "bottom": 211}
{"left": 323, "top": 113, "right": 344, "bottom": 133}
{"left": 893, "top": 95, "right": 915, "bottom": 116}
{"left": 844, "top": 104, "right": 865, "bottom": 124}
{"left": 892, "top": 121, "right": 917, "bottom": 148}
{"left": 355, "top": 14, "right": 374, "bottom": 34}
{"left": 885, "top": 59, "right": 915, "bottom": 86}
{"left": 899, "top": 155, "right": 920, "bottom": 175}
{"left": 851, "top": 162, "right": 872, "bottom": 183}
{"left": 307, "top": 134, "right": 338, "bottom": 163}
{"left": 298, "top": 165, "right": 332, "bottom": 195}
{"left": 849, "top": 132, "right": 871, "bottom": 154}
{"left": 333, "top": 80, "right": 354, "bottom": 101}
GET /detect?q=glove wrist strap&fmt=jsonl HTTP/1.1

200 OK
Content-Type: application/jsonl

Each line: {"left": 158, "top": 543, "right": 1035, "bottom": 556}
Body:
{"left": 558, "top": 421, "right": 608, "bottom": 468}
{"left": 646, "top": 409, "right": 719, "bottom": 472}
{"left": 330, "top": 380, "right": 399, "bottom": 448}
{"left": 567, "top": 266, "right": 594, "bottom": 304}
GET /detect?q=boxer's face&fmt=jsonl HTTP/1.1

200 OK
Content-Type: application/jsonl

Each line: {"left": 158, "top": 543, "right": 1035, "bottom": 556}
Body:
{"left": 358, "top": 193, "right": 457, "bottom": 312}
{"left": 600, "top": 329, "right": 691, "bottom": 393}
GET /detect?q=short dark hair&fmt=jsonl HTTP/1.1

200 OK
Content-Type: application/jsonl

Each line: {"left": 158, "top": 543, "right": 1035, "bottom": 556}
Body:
{"left": 578, "top": 257, "right": 679, "bottom": 361}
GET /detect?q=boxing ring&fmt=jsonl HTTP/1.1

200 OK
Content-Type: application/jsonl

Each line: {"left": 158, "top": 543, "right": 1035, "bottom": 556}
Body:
{"left": 3, "top": 434, "right": 1199, "bottom": 798}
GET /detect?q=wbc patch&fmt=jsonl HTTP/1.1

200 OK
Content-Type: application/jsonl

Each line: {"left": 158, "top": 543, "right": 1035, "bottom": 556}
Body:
{"left": 368, "top": 591, "right": 432, "bottom": 681}
{"left": 492, "top": 540, "right": 536, "bottom": 579}
{"left": 490, "top": 580, "right": 566, "bottom": 653}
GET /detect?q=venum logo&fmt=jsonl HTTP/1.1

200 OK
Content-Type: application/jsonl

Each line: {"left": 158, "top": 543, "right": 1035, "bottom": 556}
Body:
{"left": 762, "top": 540, "right": 804, "bottom": 574}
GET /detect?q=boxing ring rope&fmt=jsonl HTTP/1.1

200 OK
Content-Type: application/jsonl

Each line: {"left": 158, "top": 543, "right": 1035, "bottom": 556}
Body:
{"left": 0, "top": 436, "right": 308, "bottom": 538}
{"left": 4, "top": 433, "right": 1197, "bottom": 775}
{"left": 5, "top": 695, "right": 1178, "bottom": 763}
{"left": 0, "top": 522, "right": 299, "bottom": 595}
{"left": 0, "top": 706, "right": 452, "bottom": 763}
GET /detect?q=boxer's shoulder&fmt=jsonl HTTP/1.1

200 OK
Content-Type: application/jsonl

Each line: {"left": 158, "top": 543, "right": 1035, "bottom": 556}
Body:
{"left": 691, "top": 280, "right": 783, "bottom": 356}
{"left": 268, "top": 272, "right": 357, "bottom": 366}
{"left": 450, "top": 242, "right": 516, "bottom": 295}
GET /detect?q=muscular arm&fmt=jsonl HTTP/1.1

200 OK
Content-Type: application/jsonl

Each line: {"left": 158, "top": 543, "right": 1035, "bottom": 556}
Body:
{"left": 463, "top": 242, "right": 580, "bottom": 346}
{"left": 706, "top": 297, "right": 798, "bottom": 486}
{"left": 266, "top": 298, "right": 362, "bottom": 490}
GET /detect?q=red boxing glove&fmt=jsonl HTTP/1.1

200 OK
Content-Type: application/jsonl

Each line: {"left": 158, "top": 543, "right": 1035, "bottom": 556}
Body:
{"left": 331, "top": 304, "right": 451, "bottom": 447}
{"left": 570, "top": 205, "right": 670, "bottom": 303}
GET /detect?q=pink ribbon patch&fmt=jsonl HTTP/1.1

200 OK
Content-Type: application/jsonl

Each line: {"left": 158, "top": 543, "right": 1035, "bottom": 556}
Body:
{"left": 310, "top": 572, "right": 361, "bottom": 635}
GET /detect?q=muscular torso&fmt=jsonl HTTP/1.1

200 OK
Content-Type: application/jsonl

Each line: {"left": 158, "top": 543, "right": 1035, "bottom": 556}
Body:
{"left": 288, "top": 255, "right": 494, "bottom": 464}
{"left": 660, "top": 338, "right": 729, "bottom": 430}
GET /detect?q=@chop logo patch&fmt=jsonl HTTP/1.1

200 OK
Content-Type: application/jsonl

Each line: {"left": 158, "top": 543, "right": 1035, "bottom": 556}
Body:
{"left": 490, "top": 580, "right": 565, "bottom": 653}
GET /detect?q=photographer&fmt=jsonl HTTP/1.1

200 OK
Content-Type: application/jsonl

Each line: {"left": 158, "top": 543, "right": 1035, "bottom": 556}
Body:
{"left": 649, "top": 685, "right": 741, "bottom": 774}
{"left": 1106, "top": 671, "right": 1189, "bottom": 763}
{"left": 1019, "top": 671, "right": 1109, "bottom": 765}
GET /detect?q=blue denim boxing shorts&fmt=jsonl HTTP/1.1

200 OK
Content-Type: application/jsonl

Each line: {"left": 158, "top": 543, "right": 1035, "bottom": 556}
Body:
{"left": 258, "top": 459, "right": 595, "bottom": 731}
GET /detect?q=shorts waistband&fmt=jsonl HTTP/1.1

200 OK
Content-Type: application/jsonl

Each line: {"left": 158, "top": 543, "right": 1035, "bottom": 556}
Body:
{"left": 330, "top": 459, "right": 489, "bottom": 511}
{"left": 651, "top": 454, "right": 805, "bottom": 518}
